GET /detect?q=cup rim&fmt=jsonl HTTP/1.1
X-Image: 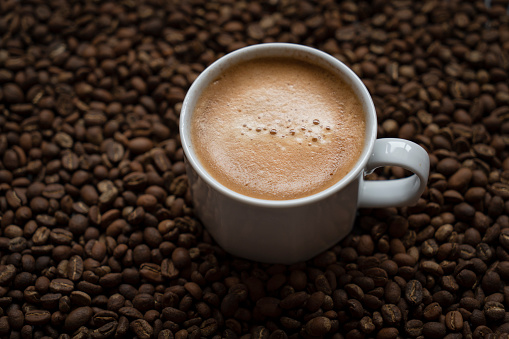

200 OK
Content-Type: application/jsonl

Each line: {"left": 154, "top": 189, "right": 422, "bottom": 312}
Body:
{"left": 180, "top": 43, "right": 377, "bottom": 208}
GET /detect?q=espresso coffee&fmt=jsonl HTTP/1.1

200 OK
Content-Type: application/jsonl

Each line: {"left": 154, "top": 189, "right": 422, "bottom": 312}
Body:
{"left": 191, "top": 57, "right": 366, "bottom": 200}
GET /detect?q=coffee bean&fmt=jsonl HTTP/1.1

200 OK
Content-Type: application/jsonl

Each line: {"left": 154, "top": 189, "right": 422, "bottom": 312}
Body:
{"left": 106, "top": 141, "right": 124, "bottom": 163}
{"left": 423, "top": 302, "right": 442, "bottom": 321}
{"left": 304, "top": 291, "right": 324, "bottom": 312}
{"left": 384, "top": 281, "right": 401, "bottom": 304}
{"left": 62, "top": 151, "right": 79, "bottom": 171}
{"left": 131, "top": 293, "right": 153, "bottom": 314}
{"left": 377, "top": 327, "right": 399, "bottom": 339}
{"left": 49, "top": 278, "right": 74, "bottom": 294}
{"left": 50, "top": 228, "right": 73, "bottom": 245}
{"left": 197, "top": 318, "right": 216, "bottom": 336}
{"left": 445, "top": 311, "right": 463, "bottom": 332}
{"left": 114, "top": 316, "right": 129, "bottom": 337}
{"left": 106, "top": 294, "right": 125, "bottom": 313}
{"left": 172, "top": 247, "right": 191, "bottom": 268}
{"left": 139, "top": 263, "right": 163, "bottom": 283}
{"left": 7, "top": 309, "right": 24, "bottom": 330}
{"left": 0, "top": 264, "right": 16, "bottom": 284}
{"left": 405, "top": 280, "right": 423, "bottom": 306}
{"left": 131, "top": 319, "right": 153, "bottom": 339}
{"left": 280, "top": 291, "right": 308, "bottom": 310}
{"left": 69, "top": 214, "right": 88, "bottom": 235}
{"left": 347, "top": 299, "right": 364, "bottom": 318}
{"left": 92, "top": 321, "right": 118, "bottom": 338}
{"left": 67, "top": 255, "right": 84, "bottom": 281}
{"left": 40, "top": 293, "right": 61, "bottom": 309}
{"left": 123, "top": 172, "right": 148, "bottom": 190}
{"left": 482, "top": 270, "right": 502, "bottom": 294}
{"left": 162, "top": 307, "right": 186, "bottom": 323}
{"left": 25, "top": 309, "right": 51, "bottom": 325}
{"left": 152, "top": 149, "right": 172, "bottom": 172}
{"left": 500, "top": 229, "right": 509, "bottom": 250}
{"left": 256, "top": 297, "right": 282, "bottom": 317}
{"left": 405, "top": 319, "right": 423, "bottom": 337}
{"left": 364, "top": 267, "right": 388, "bottom": 287}
{"left": 3, "top": 83, "right": 24, "bottom": 103}
{"left": 381, "top": 304, "right": 402, "bottom": 325}
{"left": 420, "top": 260, "right": 444, "bottom": 276}
{"left": 0, "top": 317, "right": 9, "bottom": 336}
{"left": 484, "top": 301, "right": 505, "bottom": 321}
{"left": 9, "top": 236, "right": 27, "bottom": 252}
{"left": 70, "top": 291, "right": 91, "bottom": 307}
{"left": 184, "top": 282, "right": 203, "bottom": 300}
{"left": 305, "top": 316, "right": 331, "bottom": 336}
{"left": 63, "top": 307, "right": 93, "bottom": 333}
{"left": 422, "top": 322, "right": 446, "bottom": 338}
{"left": 42, "top": 184, "right": 65, "bottom": 199}
{"left": 448, "top": 168, "right": 472, "bottom": 191}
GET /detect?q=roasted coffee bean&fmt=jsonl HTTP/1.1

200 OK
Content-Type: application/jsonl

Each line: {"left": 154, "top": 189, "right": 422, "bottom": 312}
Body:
{"left": 50, "top": 228, "right": 73, "bottom": 245}
{"left": 405, "top": 280, "right": 423, "bottom": 306}
{"left": 484, "top": 301, "right": 505, "bottom": 321}
{"left": 70, "top": 291, "right": 91, "bottom": 307}
{"left": 40, "top": 293, "right": 62, "bottom": 309}
{"left": 7, "top": 309, "right": 24, "bottom": 329}
{"left": 445, "top": 311, "right": 463, "bottom": 332}
{"left": 405, "top": 319, "right": 423, "bottom": 337}
{"left": 24, "top": 310, "right": 51, "bottom": 325}
{"left": 0, "top": 264, "right": 16, "bottom": 284}
{"left": 305, "top": 316, "right": 331, "bottom": 336}
{"left": 129, "top": 138, "right": 154, "bottom": 155}
{"left": 0, "top": 317, "right": 9, "bottom": 336}
{"left": 68, "top": 255, "right": 84, "bottom": 281}
{"left": 107, "top": 294, "right": 125, "bottom": 312}
{"left": 131, "top": 319, "right": 153, "bottom": 339}
{"left": 124, "top": 172, "right": 148, "bottom": 190}
{"left": 172, "top": 247, "right": 191, "bottom": 268}
{"left": 140, "top": 263, "right": 163, "bottom": 283}
{"left": 162, "top": 307, "right": 186, "bottom": 323}
{"left": 422, "top": 322, "right": 446, "bottom": 338}
{"left": 423, "top": 302, "right": 442, "bottom": 321}
{"left": 64, "top": 307, "right": 93, "bottom": 331}
{"left": 49, "top": 278, "right": 74, "bottom": 294}
{"left": 377, "top": 327, "right": 399, "bottom": 339}
{"left": 280, "top": 291, "right": 308, "bottom": 309}
{"left": 115, "top": 316, "right": 129, "bottom": 337}
{"left": 256, "top": 297, "right": 282, "bottom": 317}
{"left": 381, "top": 304, "right": 402, "bottom": 325}
{"left": 91, "top": 321, "right": 117, "bottom": 338}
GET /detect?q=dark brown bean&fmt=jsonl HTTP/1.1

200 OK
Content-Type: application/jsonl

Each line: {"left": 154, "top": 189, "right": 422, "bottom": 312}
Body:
{"left": 405, "top": 280, "right": 423, "bottom": 306}
{"left": 64, "top": 306, "right": 93, "bottom": 331}
{"left": 131, "top": 319, "right": 153, "bottom": 339}
{"left": 305, "top": 316, "right": 331, "bottom": 336}
{"left": 422, "top": 322, "right": 446, "bottom": 338}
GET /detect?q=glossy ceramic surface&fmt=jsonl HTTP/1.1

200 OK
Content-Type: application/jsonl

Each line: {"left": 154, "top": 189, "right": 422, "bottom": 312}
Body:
{"left": 180, "top": 43, "right": 429, "bottom": 264}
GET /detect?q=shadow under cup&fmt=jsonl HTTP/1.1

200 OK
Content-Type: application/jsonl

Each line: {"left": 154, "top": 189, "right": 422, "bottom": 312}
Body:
{"left": 180, "top": 43, "right": 378, "bottom": 264}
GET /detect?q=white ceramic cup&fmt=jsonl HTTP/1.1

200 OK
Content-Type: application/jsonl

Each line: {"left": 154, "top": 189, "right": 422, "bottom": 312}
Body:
{"left": 180, "top": 43, "right": 430, "bottom": 264}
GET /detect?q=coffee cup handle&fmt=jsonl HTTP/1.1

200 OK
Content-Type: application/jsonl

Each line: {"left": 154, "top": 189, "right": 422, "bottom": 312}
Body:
{"left": 358, "top": 138, "right": 430, "bottom": 208}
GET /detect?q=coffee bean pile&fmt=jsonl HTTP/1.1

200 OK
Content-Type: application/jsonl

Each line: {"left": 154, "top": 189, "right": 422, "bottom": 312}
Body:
{"left": 0, "top": 0, "right": 509, "bottom": 338}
